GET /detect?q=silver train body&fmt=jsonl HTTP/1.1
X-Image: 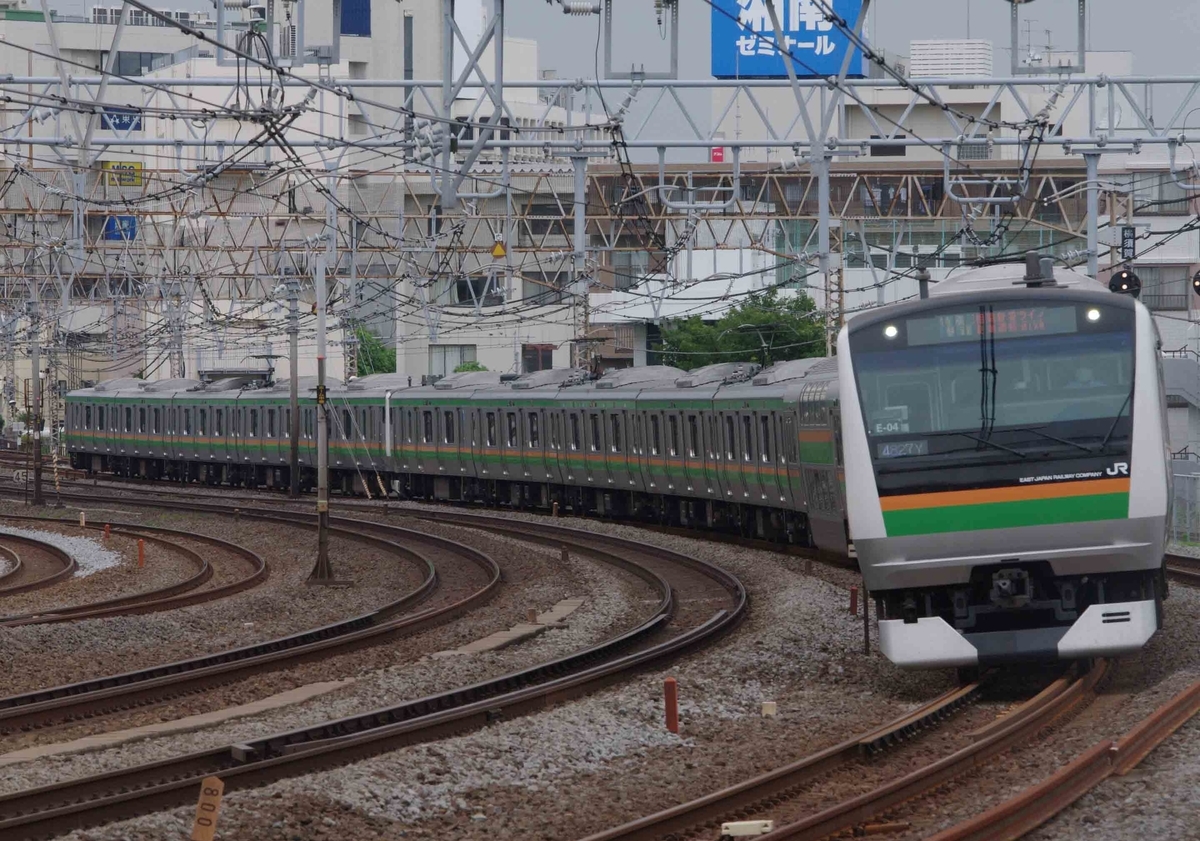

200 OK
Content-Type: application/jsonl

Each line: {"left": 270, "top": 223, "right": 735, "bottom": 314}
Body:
{"left": 63, "top": 262, "right": 1169, "bottom": 669}
{"left": 839, "top": 262, "right": 1169, "bottom": 668}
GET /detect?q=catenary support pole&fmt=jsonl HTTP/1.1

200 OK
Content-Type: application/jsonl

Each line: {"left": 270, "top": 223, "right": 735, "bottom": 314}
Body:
{"left": 1084, "top": 151, "right": 1100, "bottom": 279}
{"left": 816, "top": 154, "right": 833, "bottom": 356}
{"left": 311, "top": 249, "right": 333, "bottom": 580}
{"left": 571, "top": 153, "right": 589, "bottom": 369}
{"left": 29, "top": 302, "right": 43, "bottom": 507}
{"left": 287, "top": 279, "right": 300, "bottom": 499}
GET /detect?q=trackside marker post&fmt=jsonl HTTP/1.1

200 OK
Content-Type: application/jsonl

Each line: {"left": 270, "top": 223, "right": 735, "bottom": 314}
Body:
{"left": 664, "top": 677, "right": 679, "bottom": 734}
{"left": 103, "top": 523, "right": 110, "bottom": 541}
{"left": 190, "top": 775, "right": 224, "bottom": 841}
{"left": 78, "top": 512, "right": 85, "bottom": 528}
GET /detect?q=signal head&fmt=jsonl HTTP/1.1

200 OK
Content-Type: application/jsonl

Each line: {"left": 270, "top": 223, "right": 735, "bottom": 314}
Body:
{"left": 1192, "top": 270, "right": 1200, "bottom": 297}
{"left": 1109, "top": 268, "right": 1141, "bottom": 298}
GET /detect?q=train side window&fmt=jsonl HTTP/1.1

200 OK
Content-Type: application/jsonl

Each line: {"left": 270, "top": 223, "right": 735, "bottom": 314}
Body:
{"left": 506, "top": 412, "right": 518, "bottom": 447}
{"left": 214, "top": 409, "right": 221, "bottom": 436}
{"left": 609, "top": 414, "right": 621, "bottom": 453}
{"left": 444, "top": 410, "right": 455, "bottom": 444}
{"left": 422, "top": 410, "right": 433, "bottom": 443}
{"left": 249, "top": 409, "right": 258, "bottom": 438}
{"left": 742, "top": 415, "right": 753, "bottom": 461}
{"left": 569, "top": 414, "right": 581, "bottom": 451}
{"left": 551, "top": 414, "right": 561, "bottom": 450}
{"left": 265, "top": 409, "right": 274, "bottom": 438}
{"left": 486, "top": 412, "right": 497, "bottom": 446}
{"left": 709, "top": 416, "right": 718, "bottom": 459}
{"left": 725, "top": 416, "right": 735, "bottom": 459}
{"left": 668, "top": 415, "right": 679, "bottom": 457}
{"left": 529, "top": 412, "right": 540, "bottom": 448}
{"left": 687, "top": 415, "right": 699, "bottom": 458}
{"left": 182, "top": 408, "right": 191, "bottom": 436}
{"left": 198, "top": 409, "right": 207, "bottom": 436}
{"left": 137, "top": 407, "right": 145, "bottom": 433}
{"left": 85, "top": 405, "right": 92, "bottom": 429}
{"left": 650, "top": 415, "right": 661, "bottom": 455}
{"left": 590, "top": 414, "right": 601, "bottom": 452}
{"left": 632, "top": 415, "right": 642, "bottom": 455}
{"left": 123, "top": 407, "right": 131, "bottom": 432}
{"left": 760, "top": 415, "right": 771, "bottom": 462}
{"left": 98, "top": 405, "right": 105, "bottom": 430}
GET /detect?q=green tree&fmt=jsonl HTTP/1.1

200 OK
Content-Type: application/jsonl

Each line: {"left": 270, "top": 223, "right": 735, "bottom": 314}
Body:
{"left": 453, "top": 360, "right": 488, "bottom": 373}
{"left": 355, "top": 328, "right": 396, "bottom": 376}
{"left": 657, "top": 290, "right": 825, "bottom": 370}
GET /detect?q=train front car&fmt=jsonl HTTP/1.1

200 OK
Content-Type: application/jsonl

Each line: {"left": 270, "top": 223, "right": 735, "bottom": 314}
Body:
{"left": 838, "top": 261, "right": 1169, "bottom": 669}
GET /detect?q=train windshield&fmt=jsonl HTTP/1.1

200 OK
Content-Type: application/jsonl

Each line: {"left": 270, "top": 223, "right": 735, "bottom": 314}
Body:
{"left": 848, "top": 299, "right": 1136, "bottom": 487}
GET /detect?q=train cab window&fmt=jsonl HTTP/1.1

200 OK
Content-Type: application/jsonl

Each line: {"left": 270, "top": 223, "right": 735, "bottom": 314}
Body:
{"left": 267, "top": 409, "right": 275, "bottom": 438}
{"left": 528, "top": 413, "right": 540, "bottom": 448}
{"left": 199, "top": 409, "right": 207, "bottom": 436}
{"left": 687, "top": 415, "right": 699, "bottom": 458}
{"left": 760, "top": 415, "right": 771, "bottom": 462}
{"left": 569, "top": 414, "right": 581, "bottom": 451}
{"left": 422, "top": 411, "right": 433, "bottom": 444}
{"left": 742, "top": 416, "right": 753, "bottom": 461}
{"left": 506, "top": 412, "right": 518, "bottom": 447}
{"left": 84, "top": 405, "right": 92, "bottom": 429}
{"left": 590, "top": 414, "right": 601, "bottom": 452}
{"left": 486, "top": 412, "right": 497, "bottom": 446}
{"left": 444, "top": 410, "right": 456, "bottom": 444}
{"left": 725, "top": 416, "right": 736, "bottom": 460}
{"left": 650, "top": 415, "right": 661, "bottom": 455}
{"left": 609, "top": 414, "right": 621, "bottom": 453}
{"left": 668, "top": 415, "right": 679, "bottom": 457}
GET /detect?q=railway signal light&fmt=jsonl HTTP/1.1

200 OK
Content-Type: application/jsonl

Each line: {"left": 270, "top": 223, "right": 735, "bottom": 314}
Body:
{"left": 1192, "top": 270, "right": 1200, "bottom": 297}
{"left": 1109, "top": 269, "right": 1141, "bottom": 298}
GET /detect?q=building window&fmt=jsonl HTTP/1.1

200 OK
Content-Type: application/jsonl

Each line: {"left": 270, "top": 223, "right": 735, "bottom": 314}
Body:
{"left": 869, "top": 134, "right": 907, "bottom": 157}
{"left": 522, "top": 344, "right": 554, "bottom": 373}
{"left": 611, "top": 251, "right": 649, "bottom": 291}
{"left": 429, "top": 344, "right": 477, "bottom": 377}
{"left": 1137, "top": 265, "right": 1190, "bottom": 311}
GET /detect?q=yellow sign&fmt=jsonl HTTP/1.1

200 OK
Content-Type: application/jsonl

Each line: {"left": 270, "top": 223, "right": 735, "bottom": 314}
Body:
{"left": 190, "top": 776, "right": 225, "bottom": 841}
{"left": 101, "top": 160, "right": 142, "bottom": 187}
{"left": 491, "top": 240, "right": 507, "bottom": 259}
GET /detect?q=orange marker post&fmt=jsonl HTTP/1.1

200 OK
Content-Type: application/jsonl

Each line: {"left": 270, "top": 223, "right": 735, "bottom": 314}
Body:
{"left": 190, "top": 775, "right": 225, "bottom": 841}
{"left": 849, "top": 586, "right": 859, "bottom": 616}
{"left": 138, "top": 539, "right": 145, "bottom": 569}
{"left": 664, "top": 677, "right": 679, "bottom": 734}
{"left": 103, "top": 523, "right": 111, "bottom": 541}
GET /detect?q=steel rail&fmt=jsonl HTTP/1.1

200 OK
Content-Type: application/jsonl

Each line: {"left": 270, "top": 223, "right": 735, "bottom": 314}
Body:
{"left": 579, "top": 681, "right": 982, "bottom": 841}
{"left": 0, "top": 511, "right": 498, "bottom": 734}
{"left": 927, "top": 677, "right": 1200, "bottom": 841}
{"left": 0, "top": 520, "right": 274, "bottom": 625}
{"left": 1165, "top": 552, "right": 1200, "bottom": 587}
{"left": 0, "top": 543, "right": 23, "bottom": 584}
{"left": 0, "top": 509, "right": 745, "bottom": 840}
{"left": 0, "top": 534, "right": 76, "bottom": 596}
{"left": 746, "top": 660, "right": 1109, "bottom": 841}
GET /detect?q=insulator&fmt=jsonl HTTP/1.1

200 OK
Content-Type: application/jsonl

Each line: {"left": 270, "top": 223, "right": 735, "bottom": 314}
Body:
{"left": 560, "top": 1, "right": 599, "bottom": 14}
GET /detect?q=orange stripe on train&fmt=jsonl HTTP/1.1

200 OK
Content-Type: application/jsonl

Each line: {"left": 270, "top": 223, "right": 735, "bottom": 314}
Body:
{"left": 878, "top": 477, "right": 1131, "bottom": 511}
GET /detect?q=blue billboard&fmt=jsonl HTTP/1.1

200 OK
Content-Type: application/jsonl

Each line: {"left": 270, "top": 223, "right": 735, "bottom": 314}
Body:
{"left": 103, "top": 216, "right": 137, "bottom": 241}
{"left": 711, "top": 0, "right": 865, "bottom": 79}
{"left": 101, "top": 107, "right": 143, "bottom": 133}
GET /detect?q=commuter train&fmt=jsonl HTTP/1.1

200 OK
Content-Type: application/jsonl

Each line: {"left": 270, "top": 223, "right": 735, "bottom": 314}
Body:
{"left": 64, "top": 257, "right": 1170, "bottom": 670}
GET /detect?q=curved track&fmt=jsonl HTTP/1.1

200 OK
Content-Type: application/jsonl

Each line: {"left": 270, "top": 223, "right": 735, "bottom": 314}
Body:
{"left": 0, "top": 496, "right": 746, "bottom": 840}
{"left": 0, "top": 519, "right": 267, "bottom": 626}
{"left": 0, "top": 534, "right": 76, "bottom": 597}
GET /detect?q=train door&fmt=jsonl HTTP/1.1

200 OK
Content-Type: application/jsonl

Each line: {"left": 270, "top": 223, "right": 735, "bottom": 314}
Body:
{"left": 530, "top": 408, "right": 554, "bottom": 482}
{"left": 661, "top": 412, "right": 681, "bottom": 494}
{"left": 478, "top": 407, "right": 497, "bottom": 479}
{"left": 627, "top": 410, "right": 647, "bottom": 493}
{"left": 546, "top": 409, "right": 566, "bottom": 486}
{"left": 438, "top": 406, "right": 465, "bottom": 479}
{"left": 682, "top": 411, "right": 704, "bottom": 496}
{"left": 751, "top": 411, "right": 773, "bottom": 504}
{"left": 584, "top": 410, "right": 602, "bottom": 487}
{"left": 801, "top": 388, "right": 848, "bottom": 555}
{"left": 563, "top": 410, "right": 582, "bottom": 484}
{"left": 603, "top": 409, "right": 631, "bottom": 490}
{"left": 780, "top": 411, "right": 800, "bottom": 509}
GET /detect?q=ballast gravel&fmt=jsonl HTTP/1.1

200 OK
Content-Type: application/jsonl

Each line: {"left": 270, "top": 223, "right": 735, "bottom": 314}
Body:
{"left": 0, "top": 525, "right": 122, "bottom": 577}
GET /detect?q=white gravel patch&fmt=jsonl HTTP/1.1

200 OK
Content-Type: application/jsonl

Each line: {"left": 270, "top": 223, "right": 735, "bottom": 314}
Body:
{"left": 0, "top": 526, "right": 122, "bottom": 577}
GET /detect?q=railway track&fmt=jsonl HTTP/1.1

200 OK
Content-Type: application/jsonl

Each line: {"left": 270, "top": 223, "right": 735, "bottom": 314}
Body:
{"left": 1164, "top": 551, "right": 1200, "bottom": 586}
{"left": 0, "top": 534, "right": 76, "bottom": 596}
{"left": 585, "top": 662, "right": 1108, "bottom": 841}
{"left": 0, "top": 499, "right": 746, "bottom": 840}
{"left": 0, "top": 508, "right": 499, "bottom": 734}
{"left": 0, "top": 518, "right": 267, "bottom": 626}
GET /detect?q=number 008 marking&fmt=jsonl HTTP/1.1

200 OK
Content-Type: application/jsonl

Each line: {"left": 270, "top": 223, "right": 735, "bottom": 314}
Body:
{"left": 191, "top": 776, "right": 225, "bottom": 841}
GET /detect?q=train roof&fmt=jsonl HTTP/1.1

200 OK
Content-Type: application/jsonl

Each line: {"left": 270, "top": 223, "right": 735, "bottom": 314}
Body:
{"left": 930, "top": 260, "right": 1108, "bottom": 298}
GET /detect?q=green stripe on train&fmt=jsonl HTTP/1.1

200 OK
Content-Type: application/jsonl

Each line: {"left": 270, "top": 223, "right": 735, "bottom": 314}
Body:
{"left": 881, "top": 492, "right": 1130, "bottom": 537}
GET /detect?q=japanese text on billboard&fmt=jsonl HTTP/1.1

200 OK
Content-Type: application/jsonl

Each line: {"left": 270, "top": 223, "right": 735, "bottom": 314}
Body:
{"left": 711, "top": 0, "right": 864, "bottom": 79}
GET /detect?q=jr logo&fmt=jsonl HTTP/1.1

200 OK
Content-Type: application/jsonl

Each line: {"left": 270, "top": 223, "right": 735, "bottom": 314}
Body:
{"left": 1106, "top": 462, "right": 1130, "bottom": 476}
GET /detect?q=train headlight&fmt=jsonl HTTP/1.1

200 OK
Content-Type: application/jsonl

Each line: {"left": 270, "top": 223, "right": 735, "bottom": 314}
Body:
{"left": 1086, "top": 308, "right": 1101, "bottom": 322}
{"left": 883, "top": 325, "right": 899, "bottom": 339}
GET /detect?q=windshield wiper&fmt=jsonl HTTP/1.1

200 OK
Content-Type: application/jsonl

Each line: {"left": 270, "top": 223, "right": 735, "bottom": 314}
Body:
{"left": 923, "top": 430, "right": 1027, "bottom": 458}
{"left": 1099, "top": 386, "right": 1135, "bottom": 451}
{"left": 1003, "top": 426, "right": 1097, "bottom": 454}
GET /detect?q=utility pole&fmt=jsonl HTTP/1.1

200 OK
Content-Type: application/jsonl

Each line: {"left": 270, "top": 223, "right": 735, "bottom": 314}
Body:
{"left": 571, "top": 153, "right": 591, "bottom": 370}
{"left": 309, "top": 170, "right": 337, "bottom": 582}
{"left": 28, "top": 302, "right": 43, "bottom": 507}
{"left": 286, "top": 279, "right": 300, "bottom": 499}
{"left": 1084, "top": 152, "right": 1100, "bottom": 279}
